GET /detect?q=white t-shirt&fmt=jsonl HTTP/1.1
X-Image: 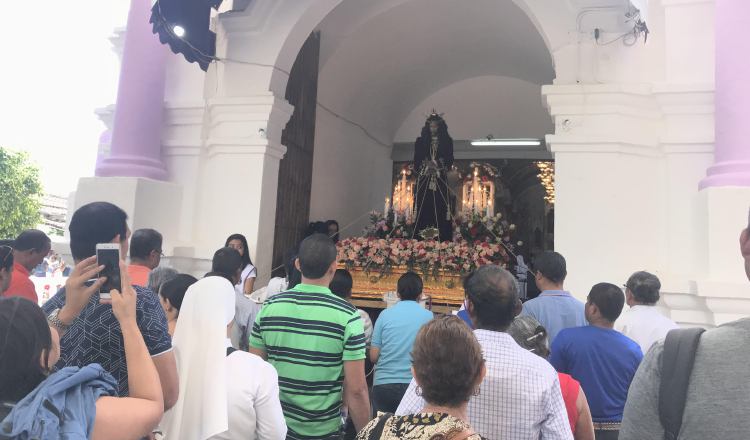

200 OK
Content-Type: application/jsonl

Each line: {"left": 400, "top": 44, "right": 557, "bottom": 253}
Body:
{"left": 615, "top": 304, "right": 679, "bottom": 353}
{"left": 209, "top": 341, "right": 287, "bottom": 440}
{"left": 235, "top": 264, "right": 257, "bottom": 295}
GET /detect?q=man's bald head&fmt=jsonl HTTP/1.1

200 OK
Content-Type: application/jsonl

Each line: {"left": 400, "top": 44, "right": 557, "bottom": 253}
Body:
{"left": 465, "top": 265, "right": 521, "bottom": 331}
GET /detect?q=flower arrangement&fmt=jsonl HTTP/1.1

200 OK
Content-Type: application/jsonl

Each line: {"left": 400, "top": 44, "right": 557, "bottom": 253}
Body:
{"left": 455, "top": 211, "right": 515, "bottom": 244}
{"left": 337, "top": 236, "right": 511, "bottom": 281}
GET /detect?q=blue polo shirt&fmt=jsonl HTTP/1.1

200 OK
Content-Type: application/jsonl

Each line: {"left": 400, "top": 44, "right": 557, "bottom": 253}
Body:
{"left": 521, "top": 290, "right": 587, "bottom": 344}
{"left": 372, "top": 300, "right": 433, "bottom": 385}
{"left": 550, "top": 325, "right": 643, "bottom": 423}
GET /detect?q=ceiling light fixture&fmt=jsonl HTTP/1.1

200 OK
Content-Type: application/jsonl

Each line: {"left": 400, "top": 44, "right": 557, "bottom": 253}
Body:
{"left": 470, "top": 137, "right": 542, "bottom": 147}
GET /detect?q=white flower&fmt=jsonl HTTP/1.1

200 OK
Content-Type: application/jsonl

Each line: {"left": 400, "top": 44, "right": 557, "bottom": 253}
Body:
{"left": 517, "top": 241, "right": 524, "bottom": 246}
{"left": 509, "top": 224, "right": 516, "bottom": 231}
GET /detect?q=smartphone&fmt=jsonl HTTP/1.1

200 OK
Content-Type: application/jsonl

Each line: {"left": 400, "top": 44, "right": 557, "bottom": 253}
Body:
{"left": 96, "top": 244, "right": 121, "bottom": 299}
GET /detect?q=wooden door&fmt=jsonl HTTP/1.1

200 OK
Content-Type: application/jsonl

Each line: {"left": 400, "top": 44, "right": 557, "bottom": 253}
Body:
{"left": 271, "top": 32, "right": 320, "bottom": 276}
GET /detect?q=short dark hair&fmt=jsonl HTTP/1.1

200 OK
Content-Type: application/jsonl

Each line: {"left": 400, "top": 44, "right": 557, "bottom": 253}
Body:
{"left": 535, "top": 251, "right": 567, "bottom": 284}
{"left": 625, "top": 271, "right": 661, "bottom": 304}
{"left": 130, "top": 229, "right": 163, "bottom": 260}
{"left": 330, "top": 269, "right": 353, "bottom": 299}
{"left": 412, "top": 316, "right": 485, "bottom": 407}
{"left": 211, "top": 247, "right": 243, "bottom": 280}
{"left": 397, "top": 272, "right": 423, "bottom": 301}
{"left": 588, "top": 282, "right": 625, "bottom": 322}
{"left": 159, "top": 274, "right": 198, "bottom": 313}
{"left": 13, "top": 230, "right": 50, "bottom": 252}
{"left": 0, "top": 297, "right": 52, "bottom": 402}
{"left": 297, "top": 234, "right": 337, "bottom": 279}
{"left": 69, "top": 202, "right": 128, "bottom": 261}
{"left": 465, "top": 265, "right": 519, "bottom": 331}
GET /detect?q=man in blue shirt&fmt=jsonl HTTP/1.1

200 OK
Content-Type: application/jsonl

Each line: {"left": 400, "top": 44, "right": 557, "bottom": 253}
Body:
{"left": 522, "top": 251, "right": 586, "bottom": 344}
{"left": 550, "top": 282, "right": 643, "bottom": 440}
{"left": 370, "top": 271, "right": 433, "bottom": 413}
{"left": 42, "top": 202, "right": 178, "bottom": 408}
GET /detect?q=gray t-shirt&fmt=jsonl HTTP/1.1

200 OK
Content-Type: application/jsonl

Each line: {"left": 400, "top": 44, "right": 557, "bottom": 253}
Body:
{"left": 620, "top": 318, "right": 750, "bottom": 440}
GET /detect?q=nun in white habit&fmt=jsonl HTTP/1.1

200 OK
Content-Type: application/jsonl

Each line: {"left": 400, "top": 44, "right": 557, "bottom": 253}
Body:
{"left": 161, "top": 276, "right": 287, "bottom": 440}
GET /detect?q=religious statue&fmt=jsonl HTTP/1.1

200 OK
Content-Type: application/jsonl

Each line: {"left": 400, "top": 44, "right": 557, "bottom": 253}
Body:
{"left": 413, "top": 111, "right": 454, "bottom": 241}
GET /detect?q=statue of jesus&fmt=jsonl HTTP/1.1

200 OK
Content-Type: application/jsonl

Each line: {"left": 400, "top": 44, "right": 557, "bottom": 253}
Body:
{"left": 413, "top": 111, "right": 454, "bottom": 241}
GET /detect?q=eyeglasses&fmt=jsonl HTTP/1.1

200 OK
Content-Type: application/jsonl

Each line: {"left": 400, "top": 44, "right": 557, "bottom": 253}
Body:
{"left": 0, "top": 245, "right": 12, "bottom": 268}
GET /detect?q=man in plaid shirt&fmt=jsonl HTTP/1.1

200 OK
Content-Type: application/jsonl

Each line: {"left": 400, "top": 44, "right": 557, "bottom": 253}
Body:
{"left": 397, "top": 265, "right": 573, "bottom": 440}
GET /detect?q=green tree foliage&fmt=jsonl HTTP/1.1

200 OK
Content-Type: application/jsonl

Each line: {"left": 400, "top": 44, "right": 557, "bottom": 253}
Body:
{"left": 0, "top": 147, "right": 43, "bottom": 238}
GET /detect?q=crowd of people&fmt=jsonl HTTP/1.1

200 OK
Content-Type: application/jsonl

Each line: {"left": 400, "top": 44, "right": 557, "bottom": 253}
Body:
{"left": 0, "top": 200, "right": 749, "bottom": 439}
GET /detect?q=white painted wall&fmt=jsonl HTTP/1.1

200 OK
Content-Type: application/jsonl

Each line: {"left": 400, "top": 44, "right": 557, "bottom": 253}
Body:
{"left": 394, "top": 76, "right": 554, "bottom": 143}
{"left": 309, "top": 109, "right": 393, "bottom": 238}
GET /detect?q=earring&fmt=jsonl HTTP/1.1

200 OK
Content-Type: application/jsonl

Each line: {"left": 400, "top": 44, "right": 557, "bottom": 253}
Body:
{"left": 473, "top": 386, "right": 481, "bottom": 396}
{"left": 415, "top": 386, "right": 422, "bottom": 397}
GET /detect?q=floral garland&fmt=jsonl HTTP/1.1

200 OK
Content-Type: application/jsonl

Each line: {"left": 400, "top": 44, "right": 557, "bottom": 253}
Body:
{"left": 337, "top": 237, "right": 510, "bottom": 280}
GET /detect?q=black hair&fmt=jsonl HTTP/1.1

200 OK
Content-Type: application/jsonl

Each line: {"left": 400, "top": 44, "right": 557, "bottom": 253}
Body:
{"left": 625, "top": 271, "right": 661, "bottom": 305}
{"left": 130, "top": 229, "right": 163, "bottom": 260}
{"left": 305, "top": 222, "right": 328, "bottom": 238}
{"left": 159, "top": 274, "right": 198, "bottom": 313}
{"left": 535, "top": 251, "right": 567, "bottom": 284}
{"left": 325, "top": 220, "right": 340, "bottom": 242}
{"left": 297, "top": 234, "right": 337, "bottom": 279}
{"left": 397, "top": 271, "right": 423, "bottom": 301}
{"left": 0, "top": 244, "right": 13, "bottom": 272}
{"left": 588, "top": 282, "right": 626, "bottom": 322}
{"left": 69, "top": 202, "right": 128, "bottom": 261}
{"left": 330, "top": 269, "right": 353, "bottom": 299}
{"left": 211, "top": 247, "right": 243, "bottom": 281}
{"left": 225, "top": 233, "right": 253, "bottom": 269}
{"left": 286, "top": 250, "right": 302, "bottom": 289}
{"left": 0, "top": 297, "right": 52, "bottom": 402}
{"left": 13, "top": 230, "right": 50, "bottom": 252}
{"left": 465, "top": 265, "right": 519, "bottom": 331}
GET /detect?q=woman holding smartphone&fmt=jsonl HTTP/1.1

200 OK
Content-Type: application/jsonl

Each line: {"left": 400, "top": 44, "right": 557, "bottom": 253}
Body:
{"left": 0, "top": 258, "right": 164, "bottom": 439}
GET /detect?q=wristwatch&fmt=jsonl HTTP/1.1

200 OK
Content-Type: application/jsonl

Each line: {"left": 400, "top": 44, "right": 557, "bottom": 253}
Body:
{"left": 47, "top": 308, "right": 71, "bottom": 332}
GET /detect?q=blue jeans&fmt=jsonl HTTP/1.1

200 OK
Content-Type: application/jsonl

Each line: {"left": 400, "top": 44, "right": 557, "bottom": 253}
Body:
{"left": 371, "top": 383, "right": 410, "bottom": 414}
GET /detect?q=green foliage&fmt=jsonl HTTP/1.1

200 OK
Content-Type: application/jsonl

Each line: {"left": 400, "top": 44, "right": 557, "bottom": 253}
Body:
{"left": 0, "top": 147, "right": 43, "bottom": 238}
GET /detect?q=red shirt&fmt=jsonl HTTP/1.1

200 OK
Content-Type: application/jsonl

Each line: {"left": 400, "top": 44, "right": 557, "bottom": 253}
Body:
{"left": 3, "top": 262, "right": 38, "bottom": 304}
{"left": 127, "top": 264, "right": 151, "bottom": 288}
{"left": 558, "top": 372, "right": 580, "bottom": 434}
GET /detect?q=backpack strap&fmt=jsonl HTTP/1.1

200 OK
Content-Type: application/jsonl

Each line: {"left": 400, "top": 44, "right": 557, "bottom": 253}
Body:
{"left": 369, "top": 413, "right": 393, "bottom": 440}
{"left": 659, "top": 327, "right": 705, "bottom": 440}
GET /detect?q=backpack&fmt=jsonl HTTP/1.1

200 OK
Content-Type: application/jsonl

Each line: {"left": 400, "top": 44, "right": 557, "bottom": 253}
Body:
{"left": 658, "top": 327, "right": 705, "bottom": 440}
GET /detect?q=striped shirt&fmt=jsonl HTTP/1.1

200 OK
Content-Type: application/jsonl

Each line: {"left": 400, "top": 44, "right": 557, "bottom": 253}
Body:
{"left": 250, "top": 284, "right": 366, "bottom": 440}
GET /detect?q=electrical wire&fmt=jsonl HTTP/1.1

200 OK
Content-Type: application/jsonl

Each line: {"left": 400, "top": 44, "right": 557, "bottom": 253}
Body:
{"left": 154, "top": 4, "right": 389, "bottom": 149}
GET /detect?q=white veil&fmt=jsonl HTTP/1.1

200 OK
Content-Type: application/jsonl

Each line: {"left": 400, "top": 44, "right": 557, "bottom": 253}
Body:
{"left": 161, "top": 276, "right": 236, "bottom": 440}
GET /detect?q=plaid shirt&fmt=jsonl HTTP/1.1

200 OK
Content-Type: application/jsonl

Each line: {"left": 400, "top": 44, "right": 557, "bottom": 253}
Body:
{"left": 396, "top": 330, "right": 573, "bottom": 440}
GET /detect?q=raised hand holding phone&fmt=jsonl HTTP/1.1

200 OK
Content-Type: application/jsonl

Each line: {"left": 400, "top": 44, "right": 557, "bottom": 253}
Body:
{"left": 54, "top": 256, "right": 107, "bottom": 336}
{"left": 96, "top": 243, "right": 121, "bottom": 299}
{"left": 109, "top": 260, "right": 137, "bottom": 326}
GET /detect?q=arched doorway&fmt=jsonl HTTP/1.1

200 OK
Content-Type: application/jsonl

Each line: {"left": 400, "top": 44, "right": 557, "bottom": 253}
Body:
{"left": 270, "top": 0, "right": 558, "bottom": 260}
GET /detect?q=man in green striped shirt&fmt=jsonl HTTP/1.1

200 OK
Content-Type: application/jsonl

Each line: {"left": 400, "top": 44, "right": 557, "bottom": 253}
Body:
{"left": 250, "top": 234, "right": 371, "bottom": 440}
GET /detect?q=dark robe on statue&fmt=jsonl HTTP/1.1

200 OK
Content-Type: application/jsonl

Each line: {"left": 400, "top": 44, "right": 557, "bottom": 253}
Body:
{"left": 413, "top": 114, "right": 454, "bottom": 241}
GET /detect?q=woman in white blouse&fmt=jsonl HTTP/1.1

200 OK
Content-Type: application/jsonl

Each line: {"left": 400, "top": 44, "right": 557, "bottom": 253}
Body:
{"left": 161, "top": 276, "right": 287, "bottom": 440}
{"left": 225, "top": 233, "right": 257, "bottom": 295}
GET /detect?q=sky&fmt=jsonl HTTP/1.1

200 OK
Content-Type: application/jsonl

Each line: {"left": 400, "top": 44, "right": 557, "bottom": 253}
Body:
{"left": 0, "top": 0, "right": 131, "bottom": 196}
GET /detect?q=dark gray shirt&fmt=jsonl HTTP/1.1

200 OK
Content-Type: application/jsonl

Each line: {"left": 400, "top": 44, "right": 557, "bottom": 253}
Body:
{"left": 620, "top": 318, "right": 750, "bottom": 440}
